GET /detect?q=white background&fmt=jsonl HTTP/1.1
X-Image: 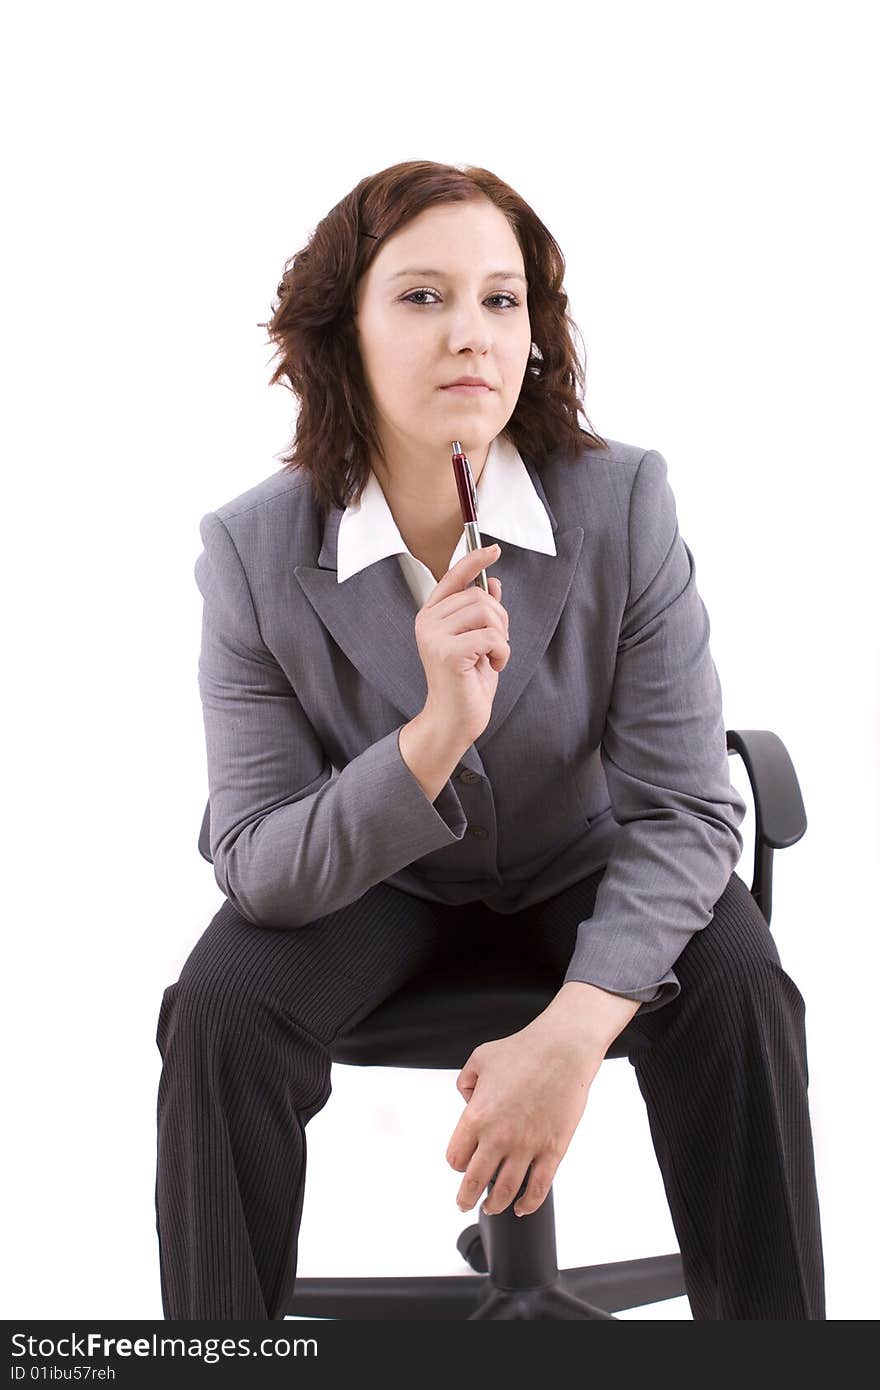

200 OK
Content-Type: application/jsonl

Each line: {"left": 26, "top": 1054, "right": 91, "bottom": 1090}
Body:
{"left": 3, "top": 0, "right": 877, "bottom": 1322}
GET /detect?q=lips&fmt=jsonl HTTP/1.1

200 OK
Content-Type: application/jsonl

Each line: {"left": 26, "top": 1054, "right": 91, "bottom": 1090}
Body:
{"left": 439, "top": 380, "right": 494, "bottom": 391}
{"left": 442, "top": 378, "right": 493, "bottom": 389}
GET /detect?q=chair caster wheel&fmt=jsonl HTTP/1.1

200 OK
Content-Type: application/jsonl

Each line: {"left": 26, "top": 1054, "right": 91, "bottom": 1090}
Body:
{"left": 456, "top": 1223, "right": 488, "bottom": 1274}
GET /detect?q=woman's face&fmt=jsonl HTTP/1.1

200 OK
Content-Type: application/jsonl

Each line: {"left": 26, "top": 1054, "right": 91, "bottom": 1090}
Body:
{"left": 353, "top": 200, "right": 532, "bottom": 461}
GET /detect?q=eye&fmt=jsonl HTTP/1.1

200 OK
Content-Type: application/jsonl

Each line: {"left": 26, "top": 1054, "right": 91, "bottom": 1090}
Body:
{"left": 401, "top": 289, "right": 520, "bottom": 309}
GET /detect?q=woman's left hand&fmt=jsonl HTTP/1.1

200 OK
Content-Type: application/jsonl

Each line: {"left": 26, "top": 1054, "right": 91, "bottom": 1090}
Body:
{"left": 445, "top": 1016, "right": 605, "bottom": 1218}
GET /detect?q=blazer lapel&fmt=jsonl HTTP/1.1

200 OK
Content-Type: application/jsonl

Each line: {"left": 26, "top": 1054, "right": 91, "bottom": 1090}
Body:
{"left": 294, "top": 454, "right": 585, "bottom": 779}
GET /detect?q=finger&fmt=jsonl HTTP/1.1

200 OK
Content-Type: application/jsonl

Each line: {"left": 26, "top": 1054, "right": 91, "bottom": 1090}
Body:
{"left": 446, "top": 1132, "right": 477, "bottom": 1171}
{"left": 446, "top": 1108, "right": 479, "bottom": 1170}
{"left": 456, "top": 1144, "right": 505, "bottom": 1213}
{"left": 426, "top": 588, "right": 509, "bottom": 635}
{"left": 456, "top": 1064, "right": 479, "bottom": 1100}
{"left": 442, "top": 607, "right": 509, "bottom": 647}
{"left": 422, "top": 544, "right": 500, "bottom": 608}
{"left": 513, "top": 1158, "right": 558, "bottom": 1218}
{"left": 448, "top": 626, "right": 511, "bottom": 673}
{"left": 481, "top": 1155, "right": 532, "bottom": 1216}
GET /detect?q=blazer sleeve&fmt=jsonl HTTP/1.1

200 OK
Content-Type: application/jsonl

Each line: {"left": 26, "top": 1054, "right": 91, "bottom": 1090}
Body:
{"left": 562, "top": 449, "right": 747, "bottom": 1014}
{"left": 194, "top": 511, "right": 468, "bottom": 928}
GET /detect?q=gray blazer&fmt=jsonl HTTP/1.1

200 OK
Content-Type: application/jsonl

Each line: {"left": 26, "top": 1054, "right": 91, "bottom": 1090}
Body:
{"left": 195, "top": 436, "right": 746, "bottom": 1014}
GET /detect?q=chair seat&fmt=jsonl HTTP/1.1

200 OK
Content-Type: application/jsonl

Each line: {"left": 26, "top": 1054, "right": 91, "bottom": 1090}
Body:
{"left": 330, "top": 952, "right": 633, "bottom": 1070}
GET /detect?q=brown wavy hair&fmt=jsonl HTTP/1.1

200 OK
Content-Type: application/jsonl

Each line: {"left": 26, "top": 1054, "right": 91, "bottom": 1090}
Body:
{"left": 257, "top": 160, "right": 608, "bottom": 523}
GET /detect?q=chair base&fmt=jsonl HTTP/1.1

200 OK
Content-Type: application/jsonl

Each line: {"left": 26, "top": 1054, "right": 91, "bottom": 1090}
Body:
{"left": 283, "top": 1253, "right": 686, "bottom": 1320}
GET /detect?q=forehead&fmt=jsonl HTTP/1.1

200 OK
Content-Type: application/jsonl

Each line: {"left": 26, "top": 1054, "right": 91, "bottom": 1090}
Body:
{"left": 370, "top": 206, "right": 525, "bottom": 289}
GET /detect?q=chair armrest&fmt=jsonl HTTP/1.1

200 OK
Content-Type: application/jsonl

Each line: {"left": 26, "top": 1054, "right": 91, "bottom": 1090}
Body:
{"left": 198, "top": 798, "right": 212, "bottom": 864}
{"left": 726, "top": 729, "right": 807, "bottom": 927}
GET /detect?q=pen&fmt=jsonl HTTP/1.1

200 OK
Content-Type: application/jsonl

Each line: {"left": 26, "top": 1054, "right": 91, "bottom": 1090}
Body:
{"left": 451, "top": 440, "right": 490, "bottom": 593}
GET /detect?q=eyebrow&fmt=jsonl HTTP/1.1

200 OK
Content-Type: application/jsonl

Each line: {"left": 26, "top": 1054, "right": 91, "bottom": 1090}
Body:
{"left": 387, "top": 267, "right": 528, "bottom": 285}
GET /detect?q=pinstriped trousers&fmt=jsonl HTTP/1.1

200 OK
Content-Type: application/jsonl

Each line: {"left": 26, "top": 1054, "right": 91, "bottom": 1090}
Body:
{"left": 153, "top": 866, "right": 825, "bottom": 1321}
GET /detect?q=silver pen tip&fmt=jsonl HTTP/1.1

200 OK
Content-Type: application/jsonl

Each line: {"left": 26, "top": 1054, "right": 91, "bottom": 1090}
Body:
{"left": 451, "top": 440, "right": 463, "bottom": 455}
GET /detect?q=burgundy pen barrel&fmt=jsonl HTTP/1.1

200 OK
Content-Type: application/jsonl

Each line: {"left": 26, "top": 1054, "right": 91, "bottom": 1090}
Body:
{"left": 452, "top": 451, "right": 476, "bottom": 523}
{"left": 451, "top": 441, "right": 489, "bottom": 593}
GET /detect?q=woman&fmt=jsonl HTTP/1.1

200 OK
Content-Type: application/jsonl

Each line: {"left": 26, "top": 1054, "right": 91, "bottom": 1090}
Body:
{"left": 154, "top": 160, "right": 825, "bottom": 1320}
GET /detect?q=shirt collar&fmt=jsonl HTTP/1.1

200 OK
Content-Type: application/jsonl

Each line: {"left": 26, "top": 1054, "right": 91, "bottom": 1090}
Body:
{"left": 336, "top": 432, "right": 557, "bottom": 585}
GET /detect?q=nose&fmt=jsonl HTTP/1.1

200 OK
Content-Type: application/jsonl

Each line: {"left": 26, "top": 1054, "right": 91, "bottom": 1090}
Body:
{"left": 445, "top": 304, "right": 493, "bottom": 356}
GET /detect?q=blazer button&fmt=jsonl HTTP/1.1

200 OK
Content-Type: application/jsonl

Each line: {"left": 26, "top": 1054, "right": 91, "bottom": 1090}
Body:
{"left": 468, "top": 825, "right": 488, "bottom": 839}
{"left": 458, "top": 769, "right": 480, "bottom": 783}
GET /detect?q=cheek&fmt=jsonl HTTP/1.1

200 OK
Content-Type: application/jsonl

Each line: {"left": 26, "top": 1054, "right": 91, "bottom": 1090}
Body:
{"left": 501, "top": 333, "right": 532, "bottom": 377}
{"left": 372, "top": 358, "right": 430, "bottom": 412}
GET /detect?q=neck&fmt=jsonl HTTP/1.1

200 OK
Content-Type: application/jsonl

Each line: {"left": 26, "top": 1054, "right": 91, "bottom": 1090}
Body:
{"left": 372, "top": 436, "right": 491, "bottom": 561}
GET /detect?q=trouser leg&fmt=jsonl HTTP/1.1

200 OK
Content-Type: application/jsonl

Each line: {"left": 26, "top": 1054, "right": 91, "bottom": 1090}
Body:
{"left": 154, "top": 882, "right": 463, "bottom": 1320}
{"left": 623, "top": 870, "right": 825, "bottom": 1318}
{"left": 507, "top": 867, "right": 826, "bottom": 1320}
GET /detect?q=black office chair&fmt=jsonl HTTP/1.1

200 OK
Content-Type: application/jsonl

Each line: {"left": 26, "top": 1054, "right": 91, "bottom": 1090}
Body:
{"left": 197, "top": 728, "right": 806, "bottom": 1319}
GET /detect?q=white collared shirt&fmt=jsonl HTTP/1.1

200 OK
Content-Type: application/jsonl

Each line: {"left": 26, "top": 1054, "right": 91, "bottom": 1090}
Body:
{"left": 336, "top": 432, "right": 557, "bottom": 607}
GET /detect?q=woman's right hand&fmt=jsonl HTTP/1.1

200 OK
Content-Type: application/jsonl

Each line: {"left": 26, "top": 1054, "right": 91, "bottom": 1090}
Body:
{"left": 414, "top": 543, "right": 510, "bottom": 748}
